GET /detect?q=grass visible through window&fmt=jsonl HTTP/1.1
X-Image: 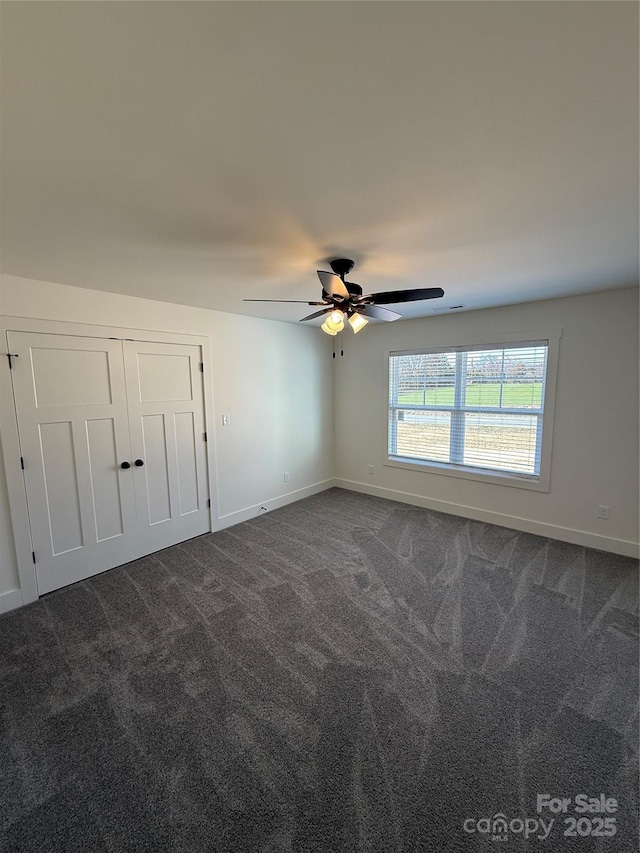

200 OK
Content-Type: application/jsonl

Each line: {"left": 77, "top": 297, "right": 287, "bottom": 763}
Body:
{"left": 397, "top": 382, "right": 542, "bottom": 408}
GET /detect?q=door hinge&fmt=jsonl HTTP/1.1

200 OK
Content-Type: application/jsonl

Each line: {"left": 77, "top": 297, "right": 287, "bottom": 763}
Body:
{"left": 6, "top": 353, "right": 19, "bottom": 369}
{"left": 32, "top": 551, "right": 36, "bottom": 564}
{"left": 203, "top": 431, "right": 208, "bottom": 442}
{"left": 199, "top": 362, "right": 204, "bottom": 372}
{"left": 20, "top": 457, "right": 24, "bottom": 470}
{"left": 207, "top": 498, "right": 211, "bottom": 508}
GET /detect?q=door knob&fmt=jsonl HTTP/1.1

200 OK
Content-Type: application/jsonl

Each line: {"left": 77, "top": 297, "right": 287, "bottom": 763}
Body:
{"left": 134, "top": 459, "right": 144, "bottom": 467}
{"left": 120, "top": 461, "right": 131, "bottom": 469}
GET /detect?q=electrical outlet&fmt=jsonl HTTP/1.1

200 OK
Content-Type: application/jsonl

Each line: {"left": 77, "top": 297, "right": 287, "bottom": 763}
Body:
{"left": 284, "top": 472, "right": 290, "bottom": 483}
{"left": 598, "top": 505, "right": 611, "bottom": 520}
{"left": 368, "top": 465, "right": 374, "bottom": 475}
{"left": 222, "top": 414, "right": 230, "bottom": 426}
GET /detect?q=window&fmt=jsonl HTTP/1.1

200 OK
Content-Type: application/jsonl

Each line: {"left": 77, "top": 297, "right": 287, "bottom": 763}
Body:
{"left": 388, "top": 335, "right": 559, "bottom": 490}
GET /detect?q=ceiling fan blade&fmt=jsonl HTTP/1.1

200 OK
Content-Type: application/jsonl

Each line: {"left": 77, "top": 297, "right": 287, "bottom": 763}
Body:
{"left": 359, "top": 305, "right": 401, "bottom": 321}
{"left": 363, "top": 287, "right": 445, "bottom": 305}
{"left": 243, "top": 299, "right": 328, "bottom": 305}
{"left": 299, "top": 307, "right": 335, "bottom": 322}
{"left": 317, "top": 270, "right": 350, "bottom": 300}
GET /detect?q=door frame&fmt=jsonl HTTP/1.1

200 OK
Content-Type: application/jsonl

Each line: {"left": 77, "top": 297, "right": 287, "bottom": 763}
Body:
{"left": 0, "top": 316, "right": 217, "bottom": 606}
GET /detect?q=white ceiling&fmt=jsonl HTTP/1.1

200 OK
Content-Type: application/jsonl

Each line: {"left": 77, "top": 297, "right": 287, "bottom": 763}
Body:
{"left": 1, "top": 1, "right": 638, "bottom": 325}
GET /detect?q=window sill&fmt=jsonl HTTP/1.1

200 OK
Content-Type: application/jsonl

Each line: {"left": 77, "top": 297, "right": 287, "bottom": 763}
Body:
{"left": 385, "top": 455, "right": 551, "bottom": 492}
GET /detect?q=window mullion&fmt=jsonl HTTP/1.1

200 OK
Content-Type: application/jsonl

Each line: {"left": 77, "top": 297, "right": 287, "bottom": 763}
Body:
{"left": 389, "top": 357, "right": 399, "bottom": 455}
{"left": 450, "top": 352, "right": 467, "bottom": 464}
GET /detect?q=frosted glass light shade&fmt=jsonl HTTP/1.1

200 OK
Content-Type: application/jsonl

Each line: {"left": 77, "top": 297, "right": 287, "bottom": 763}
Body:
{"left": 324, "top": 310, "right": 345, "bottom": 333}
{"left": 348, "top": 313, "right": 369, "bottom": 333}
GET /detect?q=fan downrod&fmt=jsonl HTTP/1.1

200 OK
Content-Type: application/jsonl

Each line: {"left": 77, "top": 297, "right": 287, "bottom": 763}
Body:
{"left": 329, "top": 258, "right": 355, "bottom": 279}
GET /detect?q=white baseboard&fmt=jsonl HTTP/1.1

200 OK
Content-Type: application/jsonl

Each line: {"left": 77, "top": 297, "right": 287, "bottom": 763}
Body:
{"left": 0, "top": 588, "right": 23, "bottom": 615}
{"left": 213, "top": 479, "right": 336, "bottom": 531}
{"left": 334, "top": 478, "right": 640, "bottom": 559}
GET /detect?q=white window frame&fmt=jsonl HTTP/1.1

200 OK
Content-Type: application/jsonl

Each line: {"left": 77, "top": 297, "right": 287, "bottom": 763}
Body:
{"left": 385, "top": 330, "right": 561, "bottom": 492}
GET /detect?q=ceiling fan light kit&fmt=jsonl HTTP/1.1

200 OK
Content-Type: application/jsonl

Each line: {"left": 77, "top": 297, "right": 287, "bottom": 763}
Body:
{"left": 244, "top": 258, "right": 445, "bottom": 335}
{"left": 321, "top": 309, "right": 369, "bottom": 336}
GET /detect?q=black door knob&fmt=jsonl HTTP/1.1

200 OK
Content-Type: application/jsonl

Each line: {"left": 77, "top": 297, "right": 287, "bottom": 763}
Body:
{"left": 120, "top": 461, "right": 131, "bottom": 469}
{"left": 134, "top": 459, "right": 144, "bottom": 467}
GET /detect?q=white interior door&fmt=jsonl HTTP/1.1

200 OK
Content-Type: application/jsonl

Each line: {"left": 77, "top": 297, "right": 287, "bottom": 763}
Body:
{"left": 123, "top": 340, "right": 210, "bottom": 551}
{"left": 8, "top": 332, "right": 137, "bottom": 594}
{"left": 8, "top": 332, "right": 211, "bottom": 596}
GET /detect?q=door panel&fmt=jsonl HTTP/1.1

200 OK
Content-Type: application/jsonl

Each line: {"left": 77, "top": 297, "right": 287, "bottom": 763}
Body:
{"left": 137, "top": 353, "right": 193, "bottom": 402}
{"left": 124, "top": 341, "right": 209, "bottom": 551}
{"left": 86, "top": 418, "right": 125, "bottom": 541}
{"left": 174, "top": 411, "right": 199, "bottom": 515}
{"left": 31, "top": 347, "right": 113, "bottom": 407}
{"left": 140, "top": 413, "right": 172, "bottom": 524}
{"left": 38, "top": 420, "right": 84, "bottom": 555}
{"left": 8, "top": 332, "right": 137, "bottom": 594}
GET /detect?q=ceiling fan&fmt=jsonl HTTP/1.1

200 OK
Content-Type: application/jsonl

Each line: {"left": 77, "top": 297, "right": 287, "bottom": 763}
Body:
{"left": 244, "top": 258, "right": 445, "bottom": 335}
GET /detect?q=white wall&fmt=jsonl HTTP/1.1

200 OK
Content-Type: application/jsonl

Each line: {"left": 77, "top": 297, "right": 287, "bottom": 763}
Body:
{"left": 334, "top": 287, "right": 639, "bottom": 556}
{"left": 0, "top": 274, "right": 334, "bottom": 604}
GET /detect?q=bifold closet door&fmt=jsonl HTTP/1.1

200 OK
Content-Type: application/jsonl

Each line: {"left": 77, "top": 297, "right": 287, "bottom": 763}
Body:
{"left": 7, "top": 332, "right": 137, "bottom": 594}
{"left": 122, "top": 340, "right": 210, "bottom": 552}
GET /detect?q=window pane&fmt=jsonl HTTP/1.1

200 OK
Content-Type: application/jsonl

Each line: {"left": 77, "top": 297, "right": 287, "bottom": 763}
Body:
{"left": 394, "top": 410, "right": 451, "bottom": 462}
{"left": 463, "top": 412, "right": 539, "bottom": 474}
{"left": 465, "top": 346, "right": 547, "bottom": 409}
{"left": 395, "top": 352, "right": 456, "bottom": 406}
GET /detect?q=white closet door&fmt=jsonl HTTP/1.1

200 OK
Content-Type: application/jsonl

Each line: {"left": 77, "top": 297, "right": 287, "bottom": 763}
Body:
{"left": 123, "top": 340, "right": 210, "bottom": 552}
{"left": 8, "top": 332, "right": 137, "bottom": 594}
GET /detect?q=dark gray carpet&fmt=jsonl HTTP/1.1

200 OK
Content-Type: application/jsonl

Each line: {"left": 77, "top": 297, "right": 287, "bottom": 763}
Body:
{"left": 1, "top": 487, "right": 638, "bottom": 852}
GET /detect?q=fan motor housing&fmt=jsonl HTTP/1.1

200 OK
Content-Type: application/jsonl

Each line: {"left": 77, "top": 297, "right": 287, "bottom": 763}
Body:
{"left": 329, "top": 258, "right": 355, "bottom": 278}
